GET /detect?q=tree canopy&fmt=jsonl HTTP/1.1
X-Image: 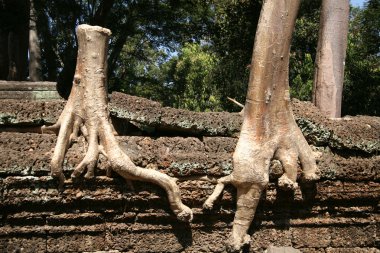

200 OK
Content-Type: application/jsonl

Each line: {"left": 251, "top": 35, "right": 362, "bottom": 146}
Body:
{"left": 0, "top": 0, "right": 378, "bottom": 115}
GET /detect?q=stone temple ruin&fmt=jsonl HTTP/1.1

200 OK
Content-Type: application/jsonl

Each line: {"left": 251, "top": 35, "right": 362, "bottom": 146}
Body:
{"left": 0, "top": 81, "right": 379, "bottom": 252}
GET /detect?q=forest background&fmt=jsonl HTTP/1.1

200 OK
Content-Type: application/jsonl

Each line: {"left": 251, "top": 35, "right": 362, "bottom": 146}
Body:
{"left": 0, "top": 0, "right": 378, "bottom": 116}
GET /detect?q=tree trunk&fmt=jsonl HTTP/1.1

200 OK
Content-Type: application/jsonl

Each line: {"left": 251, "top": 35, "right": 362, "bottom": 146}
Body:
{"left": 6, "top": 0, "right": 29, "bottom": 81}
{"left": 204, "top": 1, "right": 319, "bottom": 251}
{"left": 37, "top": 4, "right": 58, "bottom": 81}
{"left": 90, "top": 0, "right": 115, "bottom": 27}
{"left": 42, "top": 25, "right": 192, "bottom": 222}
{"left": 0, "top": 30, "right": 9, "bottom": 80}
{"left": 7, "top": 26, "right": 29, "bottom": 81}
{"left": 312, "top": 0, "right": 349, "bottom": 118}
{"left": 28, "top": 0, "right": 42, "bottom": 81}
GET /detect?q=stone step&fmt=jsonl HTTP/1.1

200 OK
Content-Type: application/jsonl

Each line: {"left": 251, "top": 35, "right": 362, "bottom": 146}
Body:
{"left": 0, "top": 81, "right": 61, "bottom": 100}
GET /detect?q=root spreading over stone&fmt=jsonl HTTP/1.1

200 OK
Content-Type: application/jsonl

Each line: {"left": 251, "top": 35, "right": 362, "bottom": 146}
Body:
{"left": 203, "top": 1, "right": 319, "bottom": 251}
{"left": 43, "top": 25, "right": 192, "bottom": 222}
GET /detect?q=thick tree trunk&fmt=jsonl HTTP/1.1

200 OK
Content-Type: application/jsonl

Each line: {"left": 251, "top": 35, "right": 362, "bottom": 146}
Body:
{"left": 312, "top": 0, "right": 349, "bottom": 118}
{"left": 28, "top": 0, "right": 42, "bottom": 81}
{"left": 43, "top": 25, "right": 192, "bottom": 222}
{"left": 204, "top": 1, "right": 319, "bottom": 251}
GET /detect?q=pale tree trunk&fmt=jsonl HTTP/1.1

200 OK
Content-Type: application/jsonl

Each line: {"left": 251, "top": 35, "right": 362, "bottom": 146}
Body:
{"left": 204, "top": 1, "right": 319, "bottom": 251}
{"left": 312, "top": 0, "right": 349, "bottom": 118}
{"left": 28, "top": 0, "right": 42, "bottom": 81}
{"left": 42, "top": 25, "right": 192, "bottom": 222}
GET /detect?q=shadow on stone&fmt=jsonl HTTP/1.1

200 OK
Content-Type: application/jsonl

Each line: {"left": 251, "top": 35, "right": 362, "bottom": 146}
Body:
{"left": 171, "top": 221, "right": 193, "bottom": 249}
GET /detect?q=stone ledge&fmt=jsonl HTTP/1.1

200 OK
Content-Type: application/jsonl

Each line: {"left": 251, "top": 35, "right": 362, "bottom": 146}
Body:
{"left": 0, "top": 92, "right": 379, "bottom": 153}
{"left": 0, "top": 81, "right": 61, "bottom": 100}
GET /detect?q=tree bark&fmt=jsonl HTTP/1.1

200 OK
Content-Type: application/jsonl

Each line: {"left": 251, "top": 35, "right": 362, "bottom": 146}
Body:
{"left": 28, "top": 0, "right": 42, "bottom": 81}
{"left": 37, "top": 4, "right": 58, "bottom": 81}
{"left": 204, "top": 1, "right": 319, "bottom": 251}
{"left": 0, "top": 30, "right": 9, "bottom": 80}
{"left": 42, "top": 25, "right": 192, "bottom": 222}
{"left": 312, "top": 0, "right": 350, "bottom": 118}
{"left": 6, "top": 0, "right": 29, "bottom": 81}
{"left": 90, "top": 0, "right": 115, "bottom": 27}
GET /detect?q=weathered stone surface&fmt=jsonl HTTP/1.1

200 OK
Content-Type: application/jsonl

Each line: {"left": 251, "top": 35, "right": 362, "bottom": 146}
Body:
{"left": 292, "top": 99, "right": 380, "bottom": 153}
{"left": 325, "top": 248, "right": 379, "bottom": 253}
{"left": 47, "top": 233, "right": 107, "bottom": 252}
{"left": 0, "top": 236, "right": 46, "bottom": 253}
{"left": 292, "top": 227, "right": 331, "bottom": 248}
{"left": 1, "top": 133, "right": 378, "bottom": 181}
{"left": 298, "top": 248, "right": 326, "bottom": 253}
{"left": 250, "top": 229, "right": 293, "bottom": 252}
{"left": 266, "top": 246, "right": 301, "bottom": 253}
{"left": 0, "top": 99, "right": 63, "bottom": 126}
{"left": 1, "top": 92, "right": 379, "bottom": 152}
{"left": 329, "top": 226, "right": 377, "bottom": 248}
{"left": 0, "top": 131, "right": 379, "bottom": 252}
{"left": 0, "top": 92, "right": 379, "bottom": 252}
{"left": 0, "top": 81, "right": 61, "bottom": 100}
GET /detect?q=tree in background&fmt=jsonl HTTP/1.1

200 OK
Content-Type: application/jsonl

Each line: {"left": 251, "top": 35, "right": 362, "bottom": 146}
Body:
{"left": 29, "top": 0, "right": 42, "bottom": 81}
{"left": 289, "top": 0, "right": 379, "bottom": 117}
{"left": 43, "top": 0, "right": 214, "bottom": 99}
{"left": 289, "top": 52, "right": 315, "bottom": 101}
{"left": 289, "top": 0, "right": 321, "bottom": 101}
{"left": 312, "top": 0, "right": 350, "bottom": 118}
{"left": 1, "top": 0, "right": 378, "bottom": 116}
{"left": 169, "top": 42, "right": 221, "bottom": 111}
{"left": 343, "top": 0, "right": 380, "bottom": 116}
{"left": 114, "top": 0, "right": 261, "bottom": 112}
{"left": 114, "top": 35, "right": 174, "bottom": 104}
{"left": 210, "top": 0, "right": 261, "bottom": 111}
{"left": 0, "top": 0, "right": 29, "bottom": 81}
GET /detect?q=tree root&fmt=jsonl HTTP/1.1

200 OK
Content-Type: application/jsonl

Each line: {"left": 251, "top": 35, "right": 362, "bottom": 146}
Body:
{"left": 203, "top": 125, "right": 320, "bottom": 251}
{"left": 203, "top": 0, "right": 321, "bottom": 250}
{"left": 43, "top": 25, "right": 192, "bottom": 222}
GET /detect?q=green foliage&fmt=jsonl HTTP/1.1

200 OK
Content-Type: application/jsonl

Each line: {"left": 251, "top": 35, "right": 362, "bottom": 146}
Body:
{"left": 171, "top": 43, "right": 221, "bottom": 111}
{"left": 210, "top": 0, "right": 262, "bottom": 111}
{"left": 289, "top": 0, "right": 320, "bottom": 101}
{"left": 289, "top": 53, "right": 314, "bottom": 101}
{"left": 115, "top": 40, "right": 221, "bottom": 112}
{"left": 115, "top": 34, "right": 173, "bottom": 104}
{"left": 292, "top": 0, "right": 321, "bottom": 58}
{"left": 13, "top": 0, "right": 379, "bottom": 114}
{"left": 108, "top": 0, "right": 261, "bottom": 112}
{"left": 105, "top": 0, "right": 217, "bottom": 98}
{"left": 361, "top": 0, "right": 380, "bottom": 55}
{"left": 343, "top": 4, "right": 380, "bottom": 116}
{"left": 31, "top": 0, "right": 215, "bottom": 98}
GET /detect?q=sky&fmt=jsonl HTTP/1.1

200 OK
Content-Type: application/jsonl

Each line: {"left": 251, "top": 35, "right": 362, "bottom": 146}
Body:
{"left": 350, "top": 0, "right": 366, "bottom": 7}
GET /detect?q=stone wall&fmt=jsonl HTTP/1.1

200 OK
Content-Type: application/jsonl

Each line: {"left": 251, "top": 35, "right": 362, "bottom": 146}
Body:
{"left": 0, "top": 92, "right": 379, "bottom": 252}
{"left": 0, "top": 81, "right": 61, "bottom": 100}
